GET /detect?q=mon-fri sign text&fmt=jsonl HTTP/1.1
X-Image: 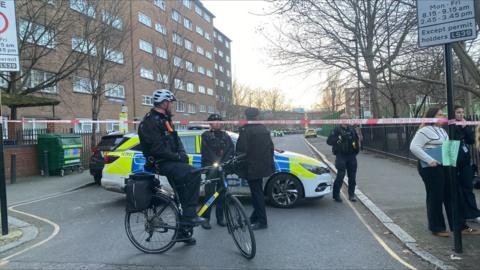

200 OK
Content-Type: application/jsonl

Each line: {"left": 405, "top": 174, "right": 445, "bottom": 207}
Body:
{"left": 0, "top": 0, "right": 19, "bottom": 71}
{"left": 417, "top": 0, "right": 477, "bottom": 47}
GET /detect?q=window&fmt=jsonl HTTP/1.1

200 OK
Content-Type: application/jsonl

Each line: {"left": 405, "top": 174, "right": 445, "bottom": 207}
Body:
{"left": 157, "top": 73, "right": 168, "bottom": 83}
{"left": 70, "top": 0, "right": 95, "bottom": 18}
{"left": 105, "top": 83, "right": 125, "bottom": 99}
{"left": 180, "top": 135, "right": 196, "bottom": 154}
{"left": 204, "top": 32, "right": 211, "bottom": 41}
{"left": 183, "top": 0, "right": 191, "bottom": 9}
{"left": 140, "top": 68, "right": 154, "bottom": 80}
{"left": 102, "top": 10, "right": 123, "bottom": 30}
{"left": 218, "top": 35, "right": 224, "bottom": 42}
{"left": 225, "top": 41, "right": 230, "bottom": 48}
{"left": 195, "top": 4, "right": 202, "bottom": 16}
{"left": 226, "top": 56, "right": 230, "bottom": 63}
{"left": 73, "top": 76, "right": 96, "bottom": 94}
{"left": 207, "top": 105, "right": 215, "bottom": 113}
{"left": 171, "top": 9, "right": 181, "bottom": 23}
{"left": 207, "top": 88, "right": 214, "bottom": 96}
{"left": 195, "top": 25, "right": 204, "bottom": 36}
{"left": 196, "top": 46, "right": 204, "bottom": 55}
{"left": 215, "top": 79, "right": 218, "bottom": 86}
{"left": 153, "top": 0, "right": 166, "bottom": 10}
{"left": 184, "top": 39, "right": 193, "bottom": 51}
{"left": 156, "top": 47, "right": 167, "bottom": 59}
{"left": 139, "top": 39, "right": 153, "bottom": 54}
{"left": 72, "top": 36, "right": 96, "bottom": 55}
{"left": 226, "top": 70, "right": 230, "bottom": 77}
{"left": 106, "top": 120, "right": 120, "bottom": 133}
{"left": 174, "top": 78, "right": 185, "bottom": 90}
{"left": 219, "top": 50, "right": 224, "bottom": 57}
{"left": 173, "top": 56, "right": 182, "bottom": 67}
{"left": 155, "top": 23, "right": 167, "bottom": 35}
{"left": 172, "top": 32, "right": 183, "bottom": 45}
{"left": 186, "top": 82, "right": 194, "bottom": 93}
{"left": 176, "top": 101, "right": 186, "bottom": 112}
{"left": 199, "top": 105, "right": 206, "bottom": 112}
{"left": 188, "top": 103, "right": 196, "bottom": 113}
{"left": 105, "top": 48, "right": 124, "bottom": 64}
{"left": 198, "top": 85, "right": 206, "bottom": 94}
{"left": 142, "top": 95, "right": 153, "bottom": 106}
{"left": 183, "top": 18, "right": 192, "bottom": 30}
{"left": 227, "top": 85, "right": 231, "bottom": 91}
{"left": 74, "top": 119, "right": 100, "bottom": 133}
{"left": 197, "top": 66, "right": 205, "bottom": 74}
{"left": 203, "top": 13, "right": 211, "bottom": 23}
{"left": 185, "top": 61, "right": 194, "bottom": 72}
{"left": 214, "top": 31, "right": 217, "bottom": 38}
{"left": 138, "top": 12, "right": 152, "bottom": 27}
{"left": 219, "top": 66, "right": 224, "bottom": 72}
{"left": 22, "top": 118, "right": 47, "bottom": 135}
{"left": 206, "top": 69, "right": 213, "bottom": 78}
{"left": 205, "top": 51, "right": 212, "bottom": 60}
{"left": 26, "top": 69, "right": 56, "bottom": 93}
{"left": 214, "top": 47, "right": 218, "bottom": 54}
{"left": 220, "top": 81, "right": 224, "bottom": 87}
{"left": 214, "top": 64, "right": 218, "bottom": 70}
{"left": 19, "top": 20, "right": 56, "bottom": 48}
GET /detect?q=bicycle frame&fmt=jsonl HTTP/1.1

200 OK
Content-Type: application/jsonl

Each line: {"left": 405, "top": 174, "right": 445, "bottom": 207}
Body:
{"left": 197, "top": 166, "right": 228, "bottom": 218}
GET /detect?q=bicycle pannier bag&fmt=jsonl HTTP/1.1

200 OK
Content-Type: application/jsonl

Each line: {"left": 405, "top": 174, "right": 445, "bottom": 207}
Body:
{"left": 125, "top": 173, "right": 154, "bottom": 212}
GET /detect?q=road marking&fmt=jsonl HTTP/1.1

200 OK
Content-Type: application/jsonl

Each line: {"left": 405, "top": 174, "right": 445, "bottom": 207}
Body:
{"left": 0, "top": 189, "right": 86, "bottom": 265}
{"left": 303, "top": 139, "right": 416, "bottom": 270}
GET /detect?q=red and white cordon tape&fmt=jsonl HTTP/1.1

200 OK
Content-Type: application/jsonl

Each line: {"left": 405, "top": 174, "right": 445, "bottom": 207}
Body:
{"left": 3, "top": 117, "right": 480, "bottom": 125}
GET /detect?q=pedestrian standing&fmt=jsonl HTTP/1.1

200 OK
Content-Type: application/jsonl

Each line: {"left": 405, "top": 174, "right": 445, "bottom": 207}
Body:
{"left": 326, "top": 113, "right": 360, "bottom": 202}
{"left": 236, "top": 108, "right": 275, "bottom": 230}
{"left": 410, "top": 107, "right": 479, "bottom": 237}
{"left": 200, "top": 114, "right": 234, "bottom": 230}
{"left": 454, "top": 105, "right": 480, "bottom": 224}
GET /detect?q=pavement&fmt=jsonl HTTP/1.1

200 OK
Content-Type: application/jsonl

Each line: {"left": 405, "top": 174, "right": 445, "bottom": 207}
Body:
{"left": 307, "top": 136, "right": 480, "bottom": 270}
{"left": 0, "top": 171, "right": 94, "bottom": 255}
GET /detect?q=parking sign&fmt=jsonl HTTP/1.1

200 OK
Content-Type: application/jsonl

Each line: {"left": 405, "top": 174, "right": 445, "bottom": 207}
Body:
{"left": 0, "top": 0, "right": 19, "bottom": 71}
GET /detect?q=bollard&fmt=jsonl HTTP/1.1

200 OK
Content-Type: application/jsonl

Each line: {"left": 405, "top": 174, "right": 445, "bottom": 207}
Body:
{"left": 43, "top": 150, "right": 49, "bottom": 177}
{"left": 10, "top": 154, "right": 16, "bottom": 184}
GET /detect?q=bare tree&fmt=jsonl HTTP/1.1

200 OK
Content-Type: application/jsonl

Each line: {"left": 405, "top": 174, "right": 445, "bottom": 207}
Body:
{"left": 3, "top": 0, "right": 91, "bottom": 119}
{"left": 316, "top": 71, "right": 346, "bottom": 112}
{"left": 263, "top": 0, "right": 416, "bottom": 118}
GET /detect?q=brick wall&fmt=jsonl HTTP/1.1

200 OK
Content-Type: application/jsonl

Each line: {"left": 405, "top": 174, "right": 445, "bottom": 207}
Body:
{"left": 3, "top": 145, "right": 39, "bottom": 183}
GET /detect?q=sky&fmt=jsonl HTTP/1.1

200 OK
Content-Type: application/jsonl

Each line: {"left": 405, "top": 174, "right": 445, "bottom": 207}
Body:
{"left": 202, "top": 0, "right": 323, "bottom": 110}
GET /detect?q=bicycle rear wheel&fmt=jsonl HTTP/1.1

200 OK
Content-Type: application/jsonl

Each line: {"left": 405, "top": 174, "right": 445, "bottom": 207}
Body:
{"left": 224, "top": 194, "right": 256, "bottom": 259}
{"left": 125, "top": 194, "right": 179, "bottom": 253}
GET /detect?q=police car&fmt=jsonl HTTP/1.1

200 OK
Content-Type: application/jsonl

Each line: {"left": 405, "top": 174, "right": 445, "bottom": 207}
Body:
{"left": 100, "top": 130, "right": 332, "bottom": 208}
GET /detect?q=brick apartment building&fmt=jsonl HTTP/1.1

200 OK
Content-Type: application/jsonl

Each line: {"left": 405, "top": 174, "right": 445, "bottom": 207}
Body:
{"left": 1, "top": 0, "right": 233, "bottom": 133}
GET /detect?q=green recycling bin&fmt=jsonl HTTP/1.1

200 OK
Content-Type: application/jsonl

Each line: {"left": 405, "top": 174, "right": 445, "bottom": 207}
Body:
{"left": 37, "top": 134, "right": 83, "bottom": 176}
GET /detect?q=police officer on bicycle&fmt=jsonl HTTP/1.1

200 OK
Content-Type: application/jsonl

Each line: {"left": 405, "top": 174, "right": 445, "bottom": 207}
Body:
{"left": 138, "top": 89, "right": 205, "bottom": 245}
{"left": 326, "top": 113, "right": 360, "bottom": 203}
{"left": 200, "top": 113, "right": 235, "bottom": 230}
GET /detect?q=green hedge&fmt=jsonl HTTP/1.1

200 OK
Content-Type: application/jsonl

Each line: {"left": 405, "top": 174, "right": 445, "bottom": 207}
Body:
{"left": 317, "top": 111, "right": 341, "bottom": 137}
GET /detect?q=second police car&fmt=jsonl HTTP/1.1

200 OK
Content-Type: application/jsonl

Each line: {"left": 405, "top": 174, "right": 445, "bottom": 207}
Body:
{"left": 100, "top": 130, "right": 332, "bottom": 208}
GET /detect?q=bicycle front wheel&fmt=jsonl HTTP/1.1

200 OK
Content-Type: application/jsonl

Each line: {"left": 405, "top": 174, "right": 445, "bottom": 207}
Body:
{"left": 125, "top": 194, "right": 180, "bottom": 253}
{"left": 224, "top": 194, "right": 256, "bottom": 259}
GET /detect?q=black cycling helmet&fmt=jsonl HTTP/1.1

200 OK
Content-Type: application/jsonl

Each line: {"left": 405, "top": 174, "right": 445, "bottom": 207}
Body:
{"left": 207, "top": 113, "right": 222, "bottom": 121}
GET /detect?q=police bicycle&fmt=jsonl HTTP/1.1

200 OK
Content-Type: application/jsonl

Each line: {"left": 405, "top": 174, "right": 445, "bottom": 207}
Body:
{"left": 124, "top": 155, "right": 256, "bottom": 259}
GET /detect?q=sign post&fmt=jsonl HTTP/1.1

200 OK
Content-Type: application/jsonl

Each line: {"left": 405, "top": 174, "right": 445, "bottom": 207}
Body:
{"left": 0, "top": 0, "right": 19, "bottom": 236}
{"left": 417, "top": 0, "right": 477, "bottom": 254}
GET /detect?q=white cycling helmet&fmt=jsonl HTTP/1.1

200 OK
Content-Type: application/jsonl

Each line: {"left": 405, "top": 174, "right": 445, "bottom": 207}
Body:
{"left": 152, "top": 89, "right": 177, "bottom": 104}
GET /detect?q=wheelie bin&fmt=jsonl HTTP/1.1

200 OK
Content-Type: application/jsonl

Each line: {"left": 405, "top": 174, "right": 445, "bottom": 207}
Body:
{"left": 38, "top": 134, "right": 83, "bottom": 176}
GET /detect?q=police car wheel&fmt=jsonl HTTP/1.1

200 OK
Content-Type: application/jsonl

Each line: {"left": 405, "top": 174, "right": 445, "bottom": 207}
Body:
{"left": 266, "top": 174, "right": 304, "bottom": 208}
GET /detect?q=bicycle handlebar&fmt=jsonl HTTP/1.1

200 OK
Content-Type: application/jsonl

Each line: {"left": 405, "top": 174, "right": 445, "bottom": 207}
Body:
{"left": 191, "top": 153, "right": 246, "bottom": 174}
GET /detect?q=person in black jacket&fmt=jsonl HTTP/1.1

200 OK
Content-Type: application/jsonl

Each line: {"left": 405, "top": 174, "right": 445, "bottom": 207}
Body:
{"left": 236, "top": 108, "right": 275, "bottom": 230}
{"left": 200, "top": 113, "right": 235, "bottom": 230}
{"left": 327, "top": 113, "right": 360, "bottom": 203}
{"left": 138, "top": 89, "right": 205, "bottom": 245}
{"left": 454, "top": 105, "right": 480, "bottom": 224}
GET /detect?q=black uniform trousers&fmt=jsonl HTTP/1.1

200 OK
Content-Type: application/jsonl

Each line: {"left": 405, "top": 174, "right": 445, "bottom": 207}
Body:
{"left": 333, "top": 154, "right": 357, "bottom": 198}
{"left": 248, "top": 178, "right": 267, "bottom": 225}
{"left": 457, "top": 164, "right": 480, "bottom": 219}
{"left": 156, "top": 161, "right": 201, "bottom": 218}
{"left": 204, "top": 171, "right": 225, "bottom": 221}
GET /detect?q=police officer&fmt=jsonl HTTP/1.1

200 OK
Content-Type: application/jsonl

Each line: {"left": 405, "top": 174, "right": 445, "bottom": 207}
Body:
{"left": 138, "top": 89, "right": 205, "bottom": 245}
{"left": 236, "top": 108, "right": 275, "bottom": 230}
{"left": 200, "top": 113, "right": 235, "bottom": 230}
{"left": 327, "top": 113, "right": 360, "bottom": 202}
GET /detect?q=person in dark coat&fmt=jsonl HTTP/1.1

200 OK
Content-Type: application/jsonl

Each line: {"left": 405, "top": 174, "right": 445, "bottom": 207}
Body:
{"left": 200, "top": 113, "right": 235, "bottom": 229}
{"left": 454, "top": 105, "right": 480, "bottom": 223}
{"left": 236, "top": 108, "right": 275, "bottom": 230}
{"left": 138, "top": 89, "right": 205, "bottom": 245}
{"left": 327, "top": 113, "right": 360, "bottom": 202}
